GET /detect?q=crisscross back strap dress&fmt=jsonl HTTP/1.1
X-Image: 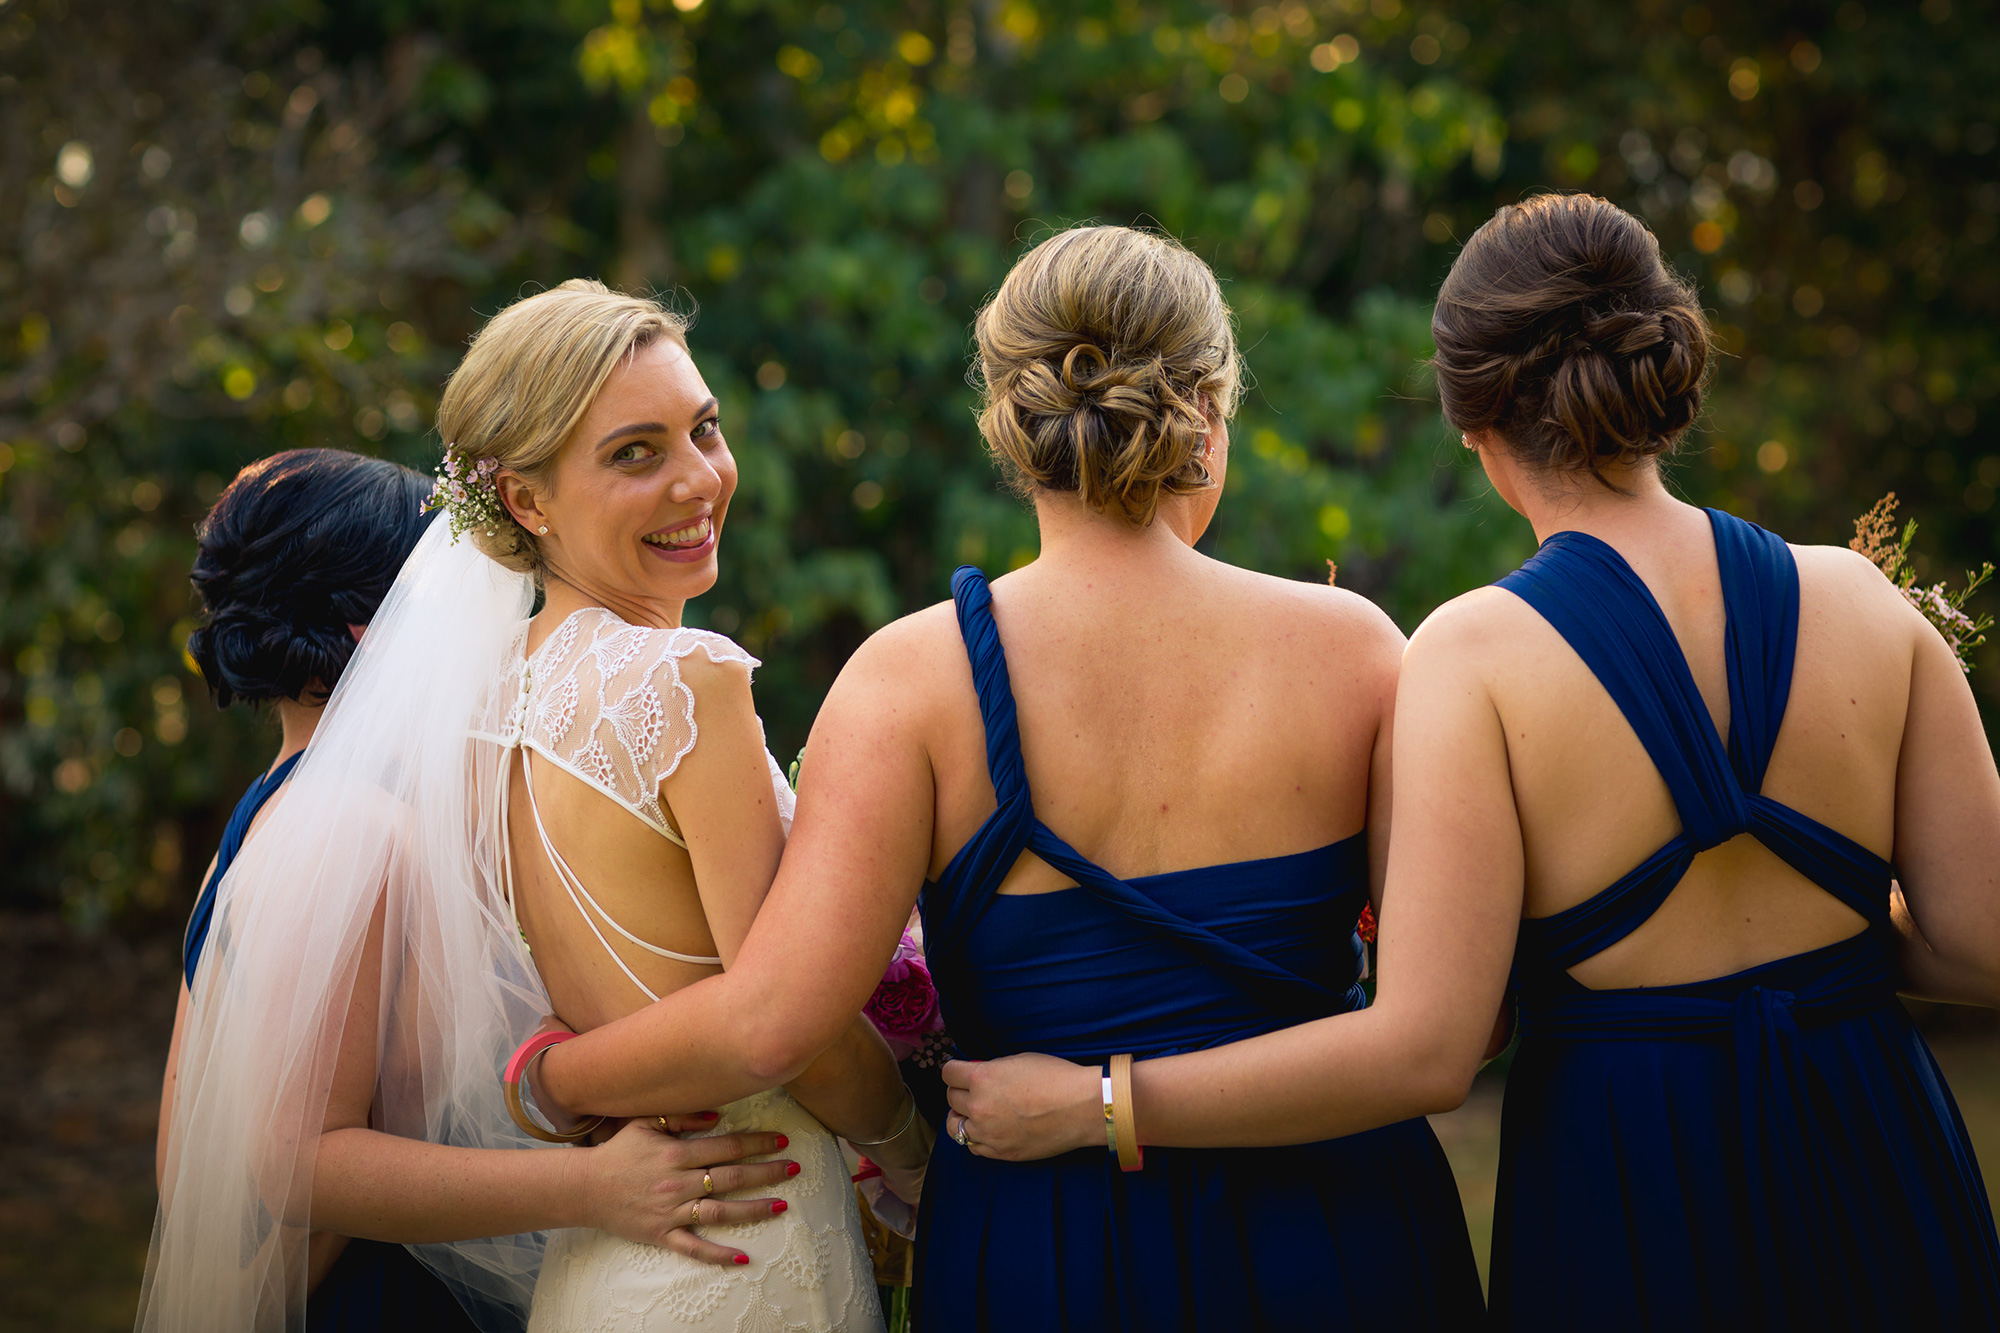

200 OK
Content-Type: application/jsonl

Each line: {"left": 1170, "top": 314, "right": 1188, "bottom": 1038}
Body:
{"left": 1489, "top": 509, "right": 2000, "bottom": 1329}
{"left": 913, "top": 567, "right": 1484, "bottom": 1331}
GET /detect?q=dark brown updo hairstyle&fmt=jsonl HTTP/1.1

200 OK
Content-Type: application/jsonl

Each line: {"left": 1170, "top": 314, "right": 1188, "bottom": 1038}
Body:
{"left": 1432, "top": 194, "right": 1711, "bottom": 485}
{"left": 188, "top": 449, "right": 432, "bottom": 707}
{"left": 974, "top": 225, "right": 1240, "bottom": 526}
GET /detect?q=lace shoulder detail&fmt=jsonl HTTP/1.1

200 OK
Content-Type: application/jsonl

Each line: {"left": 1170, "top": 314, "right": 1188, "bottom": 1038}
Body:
{"left": 482, "top": 607, "right": 775, "bottom": 843}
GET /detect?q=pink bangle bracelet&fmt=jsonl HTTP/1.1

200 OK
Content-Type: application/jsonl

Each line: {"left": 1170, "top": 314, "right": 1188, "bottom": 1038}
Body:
{"left": 504, "top": 1030, "right": 605, "bottom": 1144}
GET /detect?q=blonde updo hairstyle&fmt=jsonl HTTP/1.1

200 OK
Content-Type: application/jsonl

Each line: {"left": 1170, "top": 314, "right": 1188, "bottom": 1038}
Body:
{"left": 974, "top": 226, "right": 1240, "bottom": 527}
{"left": 435, "top": 279, "right": 691, "bottom": 575}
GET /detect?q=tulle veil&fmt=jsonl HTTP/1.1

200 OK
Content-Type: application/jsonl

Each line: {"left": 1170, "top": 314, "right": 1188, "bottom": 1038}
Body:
{"left": 137, "top": 522, "right": 556, "bottom": 1331}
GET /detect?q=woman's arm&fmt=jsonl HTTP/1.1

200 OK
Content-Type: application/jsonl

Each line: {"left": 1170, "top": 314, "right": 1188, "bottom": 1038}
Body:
{"left": 537, "top": 625, "right": 936, "bottom": 1127}
{"left": 309, "top": 893, "right": 798, "bottom": 1266}
{"left": 1364, "top": 634, "right": 1396, "bottom": 910}
{"left": 940, "top": 605, "right": 1525, "bottom": 1155}
{"left": 657, "top": 656, "right": 913, "bottom": 1146}
{"left": 1891, "top": 615, "right": 2000, "bottom": 1006}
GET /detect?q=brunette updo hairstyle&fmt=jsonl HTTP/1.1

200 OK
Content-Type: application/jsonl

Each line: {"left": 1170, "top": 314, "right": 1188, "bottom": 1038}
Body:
{"left": 188, "top": 449, "right": 433, "bottom": 707}
{"left": 1432, "top": 194, "right": 1711, "bottom": 484}
{"left": 974, "top": 226, "right": 1240, "bottom": 526}
{"left": 435, "top": 279, "right": 690, "bottom": 575}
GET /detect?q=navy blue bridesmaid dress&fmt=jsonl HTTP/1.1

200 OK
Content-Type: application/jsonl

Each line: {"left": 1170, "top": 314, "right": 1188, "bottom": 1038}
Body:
{"left": 912, "top": 567, "right": 1484, "bottom": 1332}
{"left": 184, "top": 753, "right": 482, "bottom": 1333}
{"left": 1489, "top": 509, "right": 2000, "bottom": 1329}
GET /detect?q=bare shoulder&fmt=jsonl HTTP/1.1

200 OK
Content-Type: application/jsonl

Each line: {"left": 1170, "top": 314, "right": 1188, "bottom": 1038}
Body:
{"left": 827, "top": 599, "right": 967, "bottom": 716}
{"left": 1407, "top": 584, "right": 1537, "bottom": 665}
{"left": 1792, "top": 542, "right": 1905, "bottom": 597}
{"left": 1216, "top": 562, "right": 1407, "bottom": 664}
{"left": 842, "top": 599, "right": 960, "bottom": 675}
{"left": 1790, "top": 542, "right": 1923, "bottom": 634}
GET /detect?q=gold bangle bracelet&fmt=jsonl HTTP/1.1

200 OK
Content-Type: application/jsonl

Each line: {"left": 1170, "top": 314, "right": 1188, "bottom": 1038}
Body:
{"left": 1109, "top": 1053, "right": 1143, "bottom": 1172}
{"left": 505, "top": 1044, "right": 605, "bottom": 1144}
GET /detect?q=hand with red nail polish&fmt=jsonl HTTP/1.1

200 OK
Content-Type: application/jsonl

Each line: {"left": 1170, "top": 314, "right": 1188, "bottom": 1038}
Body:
{"left": 581, "top": 1121, "right": 795, "bottom": 1267}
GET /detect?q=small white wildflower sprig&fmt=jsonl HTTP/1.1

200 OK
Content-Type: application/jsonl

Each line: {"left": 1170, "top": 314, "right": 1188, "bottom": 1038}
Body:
{"left": 421, "top": 446, "right": 508, "bottom": 539}
{"left": 1852, "top": 492, "right": 1994, "bottom": 673}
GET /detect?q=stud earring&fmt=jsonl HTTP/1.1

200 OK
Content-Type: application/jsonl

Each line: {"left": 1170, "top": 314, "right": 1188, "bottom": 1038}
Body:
{"left": 537, "top": 525, "right": 549, "bottom": 535}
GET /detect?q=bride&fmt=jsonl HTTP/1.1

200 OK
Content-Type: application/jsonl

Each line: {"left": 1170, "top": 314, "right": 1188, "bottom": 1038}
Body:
{"left": 140, "top": 280, "right": 920, "bottom": 1331}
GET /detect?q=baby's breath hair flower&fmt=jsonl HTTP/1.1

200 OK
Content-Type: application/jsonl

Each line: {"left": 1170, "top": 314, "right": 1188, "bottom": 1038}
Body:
{"left": 421, "top": 447, "right": 509, "bottom": 540}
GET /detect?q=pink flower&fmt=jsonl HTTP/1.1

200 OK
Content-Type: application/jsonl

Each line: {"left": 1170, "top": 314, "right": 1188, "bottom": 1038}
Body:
{"left": 865, "top": 931, "right": 944, "bottom": 1060}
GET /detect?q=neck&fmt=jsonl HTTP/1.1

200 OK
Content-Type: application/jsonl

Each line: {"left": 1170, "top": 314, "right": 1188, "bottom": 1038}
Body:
{"left": 273, "top": 697, "right": 323, "bottom": 771}
{"left": 539, "top": 571, "right": 684, "bottom": 631}
{"left": 1028, "top": 491, "right": 1203, "bottom": 575}
{"left": 1507, "top": 459, "right": 1689, "bottom": 546}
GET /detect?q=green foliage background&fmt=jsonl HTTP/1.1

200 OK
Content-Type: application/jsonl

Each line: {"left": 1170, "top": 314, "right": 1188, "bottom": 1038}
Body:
{"left": 3, "top": 0, "right": 1996, "bottom": 928}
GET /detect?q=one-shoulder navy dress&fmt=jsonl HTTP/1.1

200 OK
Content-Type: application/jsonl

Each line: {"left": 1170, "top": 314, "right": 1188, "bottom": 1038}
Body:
{"left": 184, "top": 753, "right": 481, "bottom": 1333}
{"left": 1488, "top": 509, "right": 2000, "bottom": 1329}
{"left": 912, "top": 567, "right": 1484, "bottom": 1331}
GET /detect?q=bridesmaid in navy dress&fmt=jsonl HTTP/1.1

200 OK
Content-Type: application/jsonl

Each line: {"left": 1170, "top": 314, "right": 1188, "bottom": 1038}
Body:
{"left": 530, "top": 225, "right": 1484, "bottom": 1328}
{"left": 1438, "top": 198, "right": 2000, "bottom": 1328}
{"left": 163, "top": 448, "right": 479, "bottom": 1330}
{"left": 957, "top": 195, "right": 2000, "bottom": 1329}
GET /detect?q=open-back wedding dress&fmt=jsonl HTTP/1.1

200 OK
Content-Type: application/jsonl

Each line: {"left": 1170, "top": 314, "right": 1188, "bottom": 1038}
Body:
{"left": 138, "top": 525, "right": 878, "bottom": 1332}
{"left": 479, "top": 605, "right": 880, "bottom": 1332}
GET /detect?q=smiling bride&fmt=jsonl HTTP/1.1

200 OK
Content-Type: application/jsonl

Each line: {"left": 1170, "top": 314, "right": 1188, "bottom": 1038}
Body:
{"left": 139, "top": 281, "right": 921, "bottom": 1332}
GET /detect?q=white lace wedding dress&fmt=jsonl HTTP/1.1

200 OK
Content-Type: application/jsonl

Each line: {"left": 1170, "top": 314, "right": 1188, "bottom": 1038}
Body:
{"left": 475, "top": 607, "right": 883, "bottom": 1333}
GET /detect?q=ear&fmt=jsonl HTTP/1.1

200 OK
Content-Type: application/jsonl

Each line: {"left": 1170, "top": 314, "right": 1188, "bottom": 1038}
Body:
{"left": 495, "top": 470, "right": 547, "bottom": 534}
{"left": 1200, "top": 412, "right": 1229, "bottom": 470}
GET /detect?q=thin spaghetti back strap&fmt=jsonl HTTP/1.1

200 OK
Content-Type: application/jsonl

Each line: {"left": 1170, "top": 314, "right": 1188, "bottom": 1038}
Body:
{"left": 516, "top": 750, "right": 722, "bottom": 1003}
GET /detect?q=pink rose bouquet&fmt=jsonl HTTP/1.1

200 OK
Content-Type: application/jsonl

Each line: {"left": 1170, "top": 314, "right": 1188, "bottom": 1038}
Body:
{"left": 865, "top": 927, "right": 945, "bottom": 1062}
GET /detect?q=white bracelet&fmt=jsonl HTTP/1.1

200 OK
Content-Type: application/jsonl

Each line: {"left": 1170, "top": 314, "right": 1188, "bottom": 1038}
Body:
{"left": 1102, "top": 1067, "right": 1118, "bottom": 1156}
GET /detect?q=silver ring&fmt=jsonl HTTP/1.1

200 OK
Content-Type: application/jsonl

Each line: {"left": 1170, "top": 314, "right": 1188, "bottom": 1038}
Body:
{"left": 952, "top": 1115, "right": 970, "bottom": 1149}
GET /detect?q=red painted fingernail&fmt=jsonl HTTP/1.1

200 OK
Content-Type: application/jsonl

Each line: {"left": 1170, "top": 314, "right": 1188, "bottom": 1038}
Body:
{"left": 733, "top": 1254, "right": 749, "bottom": 1265}
{"left": 700, "top": 1112, "right": 719, "bottom": 1121}
{"left": 773, "top": 1135, "right": 789, "bottom": 1150}
{"left": 786, "top": 1161, "right": 801, "bottom": 1177}
{"left": 771, "top": 1200, "right": 788, "bottom": 1214}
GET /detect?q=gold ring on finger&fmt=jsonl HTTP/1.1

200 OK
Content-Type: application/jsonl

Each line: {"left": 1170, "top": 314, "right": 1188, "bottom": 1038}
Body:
{"left": 701, "top": 1170, "right": 714, "bottom": 1196}
{"left": 654, "top": 1116, "right": 672, "bottom": 1133}
{"left": 689, "top": 1199, "right": 702, "bottom": 1227}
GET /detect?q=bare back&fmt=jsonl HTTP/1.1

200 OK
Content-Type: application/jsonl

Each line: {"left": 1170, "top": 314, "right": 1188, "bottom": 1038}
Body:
{"left": 483, "top": 606, "right": 789, "bottom": 1034}
{"left": 1466, "top": 501, "right": 1916, "bottom": 989}
{"left": 877, "top": 544, "right": 1404, "bottom": 896}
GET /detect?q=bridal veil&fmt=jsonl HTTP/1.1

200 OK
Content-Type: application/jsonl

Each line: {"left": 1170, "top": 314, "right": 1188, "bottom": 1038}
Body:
{"left": 138, "top": 523, "right": 553, "bottom": 1331}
